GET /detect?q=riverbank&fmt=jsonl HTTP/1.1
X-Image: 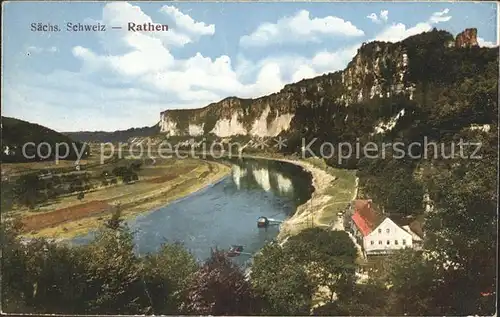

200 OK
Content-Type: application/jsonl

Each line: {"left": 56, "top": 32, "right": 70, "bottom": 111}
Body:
{"left": 17, "top": 159, "right": 230, "bottom": 240}
{"left": 274, "top": 158, "right": 357, "bottom": 240}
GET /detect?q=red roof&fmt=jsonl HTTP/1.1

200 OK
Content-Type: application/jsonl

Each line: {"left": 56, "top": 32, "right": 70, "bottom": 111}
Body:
{"left": 351, "top": 199, "right": 379, "bottom": 236}
{"left": 352, "top": 212, "right": 372, "bottom": 236}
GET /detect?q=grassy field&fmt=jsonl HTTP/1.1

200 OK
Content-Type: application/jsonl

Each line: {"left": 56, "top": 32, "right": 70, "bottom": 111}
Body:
{"left": 5, "top": 157, "right": 230, "bottom": 239}
{"left": 2, "top": 158, "right": 96, "bottom": 177}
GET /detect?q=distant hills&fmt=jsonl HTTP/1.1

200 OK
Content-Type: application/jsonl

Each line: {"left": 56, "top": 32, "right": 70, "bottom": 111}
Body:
{"left": 64, "top": 123, "right": 160, "bottom": 143}
{"left": 1, "top": 116, "right": 88, "bottom": 163}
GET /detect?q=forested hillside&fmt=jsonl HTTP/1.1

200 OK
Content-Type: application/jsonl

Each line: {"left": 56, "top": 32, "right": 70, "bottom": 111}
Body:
{"left": 1, "top": 116, "right": 89, "bottom": 163}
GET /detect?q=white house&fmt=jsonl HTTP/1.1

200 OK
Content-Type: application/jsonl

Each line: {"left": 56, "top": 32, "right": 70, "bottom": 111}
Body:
{"left": 350, "top": 199, "right": 424, "bottom": 256}
{"left": 363, "top": 218, "right": 414, "bottom": 255}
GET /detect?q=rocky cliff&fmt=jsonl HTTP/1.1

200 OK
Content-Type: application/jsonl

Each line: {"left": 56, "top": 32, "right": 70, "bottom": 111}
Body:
{"left": 455, "top": 28, "right": 478, "bottom": 48}
{"left": 159, "top": 28, "right": 496, "bottom": 143}
{"left": 160, "top": 39, "right": 414, "bottom": 137}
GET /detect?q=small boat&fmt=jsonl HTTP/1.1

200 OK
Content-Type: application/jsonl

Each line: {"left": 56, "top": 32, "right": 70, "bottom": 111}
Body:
{"left": 257, "top": 216, "right": 269, "bottom": 228}
{"left": 227, "top": 245, "right": 244, "bottom": 257}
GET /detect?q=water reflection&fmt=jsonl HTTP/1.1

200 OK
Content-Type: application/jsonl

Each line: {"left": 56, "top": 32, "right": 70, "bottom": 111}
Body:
{"left": 72, "top": 158, "right": 313, "bottom": 265}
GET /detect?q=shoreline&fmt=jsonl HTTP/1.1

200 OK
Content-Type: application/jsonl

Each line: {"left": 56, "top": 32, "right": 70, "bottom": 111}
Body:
{"left": 18, "top": 154, "right": 353, "bottom": 244}
{"left": 205, "top": 154, "right": 356, "bottom": 241}
{"left": 21, "top": 160, "right": 231, "bottom": 240}
{"left": 274, "top": 159, "right": 338, "bottom": 241}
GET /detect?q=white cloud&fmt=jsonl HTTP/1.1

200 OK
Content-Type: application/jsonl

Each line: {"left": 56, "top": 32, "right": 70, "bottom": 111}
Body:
{"left": 367, "top": 10, "right": 389, "bottom": 24}
{"left": 95, "top": 2, "right": 214, "bottom": 49}
{"left": 240, "top": 10, "right": 364, "bottom": 48}
{"left": 70, "top": 4, "right": 360, "bottom": 111}
{"left": 160, "top": 5, "right": 215, "bottom": 37}
{"left": 5, "top": 5, "right": 479, "bottom": 133}
{"left": 478, "top": 37, "right": 498, "bottom": 47}
{"left": 374, "top": 8, "right": 451, "bottom": 42}
{"left": 429, "top": 8, "right": 451, "bottom": 24}
{"left": 27, "top": 46, "right": 58, "bottom": 54}
{"left": 367, "top": 13, "right": 379, "bottom": 24}
{"left": 380, "top": 10, "right": 389, "bottom": 22}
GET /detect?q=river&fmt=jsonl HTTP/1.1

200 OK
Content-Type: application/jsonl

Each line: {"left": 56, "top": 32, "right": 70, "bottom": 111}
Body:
{"left": 71, "top": 158, "right": 313, "bottom": 266}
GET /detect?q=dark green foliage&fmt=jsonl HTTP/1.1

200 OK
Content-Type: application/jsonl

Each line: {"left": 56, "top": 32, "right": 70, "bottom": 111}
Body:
{"left": 1, "top": 180, "right": 15, "bottom": 212}
{"left": 112, "top": 166, "right": 130, "bottom": 177}
{"left": 251, "top": 244, "right": 314, "bottom": 315}
{"left": 377, "top": 249, "right": 441, "bottom": 315}
{"left": 11, "top": 173, "right": 42, "bottom": 209}
{"left": 82, "top": 227, "right": 150, "bottom": 314}
{"left": 357, "top": 157, "right": 424, "bottom": 215}
{"left": 312, "top": 280, "right": 388, "bottom": 316}
{"left": 142, "top": 243, "right": 198, "bottom": 314}
{"left": 181, "top": 249, "right": 261, "bottom": 315}
{"left": 65, "top": 124, "right": 160, "bottom": 143}
{"left": 251, "top": 229, "right": 358, "bottom": 315}
{"left": 112, "top": 166, "right": 139, "bottom": 183}
{"left": 130, "top": 161, "right": 142, "bottom": 171}
{"left": 77, "top": 191, "right": 85, "bottom": 201}
{"left": 105, "top": 205, "right": 124, "bottom": 230}
{"left": 286, "top": 229, "right": 357, "bottom": 303}
{"left": 1, "top": 116, "right": 89, "bottom": 163}
{"left": 421, "top": 130, "right": 497, "bottom": 315}
{"left": 1, "top": 220, "right": 199, "bottom": 315}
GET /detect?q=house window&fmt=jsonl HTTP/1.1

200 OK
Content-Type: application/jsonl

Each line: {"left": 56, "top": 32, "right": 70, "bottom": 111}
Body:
{"left": 387, "top": 240, "right": 390, "bottom": 245}
{"left": 378, "top": 240, "right": 382, "bottom": 245}
{"left": 386, "top": 228, "right": 390, "bottom": 233}
{"left": 395, "top": 240, "right": 399, "bottom": 245}
{"left": 378, "top": 228, "right": 382, "bottom": 233}
{"left": 402, "top": 239, "right": 406, "bottom": 245}
{"left": 371, "top": 240, "right": 374, "bottom": 245}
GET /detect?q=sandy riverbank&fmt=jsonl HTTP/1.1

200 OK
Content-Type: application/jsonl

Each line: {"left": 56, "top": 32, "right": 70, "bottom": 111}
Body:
{"left": 269, "top": 158, "right": 357, "bottom": 241}
{"left": 276, "top": 159, "right": 336, "bottom": 240}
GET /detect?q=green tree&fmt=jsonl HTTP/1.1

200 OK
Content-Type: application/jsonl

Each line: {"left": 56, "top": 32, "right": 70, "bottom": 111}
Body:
{"left": 312, "top": 280, "right": 388, "bottom": 315}
{"left": 105, "top": 204, "right": 124, "bottom": 230}
{"left": 1, "top": 219, "right": 32, "bottom": 313}
{"left": 379, "top": 248, "right": 440, "bottom": 315}
{"left": 251, "top": 244, "right": 315, "bottom": 315}
{"left": 422, "top": 131, "right": 497, "bottom": 315}
{"left": 286, "top": 228, "right": 358, "bottom": 302}
{"left": 181, "top": 249, "right": 261, "bottom": 315}
{"left": 141, "top": 242, "right": 198, "bottom": 314}
{"left": 82, "top": 226, "right": 150, "bottom": 314}
{"left": 12, "top": 173, "right": 42, "bottom": 209}
{"left": 77, "top": 191, "right": 85, "bottom": 201}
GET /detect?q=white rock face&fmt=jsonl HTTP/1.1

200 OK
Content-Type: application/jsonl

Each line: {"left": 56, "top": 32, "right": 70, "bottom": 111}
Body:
{"left": 160, "top": 117, "right": 180, "bottom": 136}
{"left": 210, "top": 112, "right": 247, "bottom": 137}
{"left": 250, "top": 107, "right": 271, "bottom": 137}
{"left": 468, "top": 124, "right": 491, "bottom": 132}
{"left": 373, "top": 108, "right": 406, "bottom": 134}
{"left": 250, "top": 106, "right": 294, "bottom": 137}
{"left": 161, "top": 106, "right": 294, "bottom": 138}
{"left": 189, "top": 124, "right": 204, "bottom": 136}
{"left": 268, "top": 113, "right": 294, "bottom": 136}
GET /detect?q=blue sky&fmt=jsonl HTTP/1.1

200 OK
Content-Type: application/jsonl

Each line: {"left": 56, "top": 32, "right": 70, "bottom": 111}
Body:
{"left": 2, "top": 1, "right": 498, "bottom": 132}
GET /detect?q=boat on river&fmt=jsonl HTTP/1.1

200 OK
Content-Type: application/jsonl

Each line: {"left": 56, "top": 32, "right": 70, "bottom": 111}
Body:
{"left": 257, "top": 216, "right": 270, "bottom": 228}
{"left": 227, "top": 245, "right": 245, "bottom": 257}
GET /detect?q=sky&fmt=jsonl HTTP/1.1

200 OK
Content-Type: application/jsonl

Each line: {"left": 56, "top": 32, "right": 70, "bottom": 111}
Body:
{"left": 1, "top": 1, "right": 498, "bottom": 132}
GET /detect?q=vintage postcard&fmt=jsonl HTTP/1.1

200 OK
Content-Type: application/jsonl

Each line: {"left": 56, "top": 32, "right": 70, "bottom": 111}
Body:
{"left": 1, "top": 1, "right": 498, "bottom": 316}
